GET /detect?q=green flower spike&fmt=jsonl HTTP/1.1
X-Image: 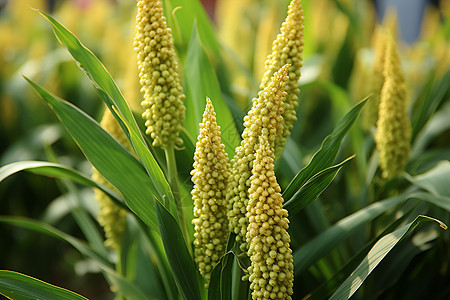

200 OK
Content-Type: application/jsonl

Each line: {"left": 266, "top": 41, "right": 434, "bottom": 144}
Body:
{"left": 227, "top": 64, "right": 289, "bottom": 252}
{"left": 134, "top": 0, "right": 186, "bottom": 148}
{"left": 191, "top": 98, "right": 230, "bottom": 283}
{"left": 92, "top": 110, "right": 130, "bottom": 251}
{"left": 260, "top": 0, "right": 304, "bottom": 157}
{"left": 246, "top": 137, "right": 294, "bottom": 300}
{"left": 375, "top": 32, "right": 411, "bottom": 179}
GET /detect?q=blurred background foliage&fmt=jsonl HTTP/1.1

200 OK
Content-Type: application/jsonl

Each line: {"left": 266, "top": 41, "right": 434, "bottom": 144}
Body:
{"left": 0, "top": 0, "right": 449, "bottom": 299}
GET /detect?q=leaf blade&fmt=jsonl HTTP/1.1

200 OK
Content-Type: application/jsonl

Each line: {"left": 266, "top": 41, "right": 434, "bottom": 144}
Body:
{"left": 154, "top": 199, "right": 201, "bottom": 300}
{"left": 329, "top": 215, "right": 447, "bottom": 300}
{"left": 25, "top": 77, "right": 159, "bottom": 231}
{"left": 184, "top": 24, "right": 240, "bottom": 158}
{"left": 38, "top": 12, "right": 176, "bottom": 214}
{"left": 284, "top": 155, "right": 354, "bottom": 216}
{"left": 0, "top": 270, "right": 88, "bottom": 300}
{"left": 283, "top": 96, "right": 369, "bottom": 200}
{"left": 0, "top": 160, "right": 124, "bottom": 208}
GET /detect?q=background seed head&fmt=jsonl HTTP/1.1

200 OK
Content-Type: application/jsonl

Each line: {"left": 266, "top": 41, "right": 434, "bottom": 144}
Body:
{"left": 375, "top": 31, "right": 411, "bottom": 179}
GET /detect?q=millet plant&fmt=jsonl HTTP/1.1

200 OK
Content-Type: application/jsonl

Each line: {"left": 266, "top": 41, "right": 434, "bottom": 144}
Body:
{"left": 0, "top": 0, "right": 449, "bottom": 299}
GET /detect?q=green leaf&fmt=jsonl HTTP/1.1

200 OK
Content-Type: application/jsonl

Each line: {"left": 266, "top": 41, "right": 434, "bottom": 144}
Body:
{"left": 113, "top": 108, "right": 178, "bottom": 217}
{"left": 39, "top": 11, "right": 141, "bottom": 144}
{"left": 0, "top": 216, "right": 149, "bottom": 300}
{"left": 284, "top": 155, "right": 354, "bottom": 216}
{"left": 329, "top": 215, "right": 447, "bottom": 300}
{"left": 293, "top": 194, "right": 408, "bottom": 275}
{"left": 405, "top": 160, "right": 450, "bottom": 198}
{"left": 0, "top": 160, "right": 124, "bottom": 208}
{"left": 25, "top": 78, "right": 159, "bottom": 231}
{"left": 283, "top": 96, "right": 369, "bottom": 200}
{"left": 184, "top": 24, "right": 240, "bottom": 158}
{"left": 307, "top": 208, "right": 415, "bottom": 300}
{"left": 412, "top": 69, "right": 450, "bottom": 142}
{"left": 0, "top": 216, "right": 111, "bottom": 269}
{"left": 163, "top": 0, "right": 220, "bottom": 55}
{"left": 38, "top": 12, "right": 176, "bottom": 215}
{"left": 0, "top": 270, "right": 88, "bottom": 300}
{"left": 208, "top": 252, "right": 234, "bottom": 300}
{"left": 411, "top": 102, "right": 450, "bottom": 159}
{"left": 154, "top": 198, "right": 201, "bottom": 300}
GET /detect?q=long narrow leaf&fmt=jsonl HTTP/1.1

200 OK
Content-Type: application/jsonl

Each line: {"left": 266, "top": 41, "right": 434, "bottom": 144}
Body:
{"left": 0, "top": 216, "right": 149, "bottom": 300}
{"left": 38, "top": 12, "right": 176, "bottom": 213}
{"left": 163, "top": 0, "right": 220, "bottom": 55}
{"left": 25, "top": 78, "right": 160, "bottom": 231}
{"left": 293, "top": 194, "right": 408, "bottom": 275}
{"left": 283, "top": 96, "right": 369, "bottom": 200}
{"left": 405, "top": 160, "right": 450, "bottom": 198}
{"left": 208, "top": 252, "right": 234, "bottom": 300}
{"left": 0, "top": 160, "right": 124, "bottom": 208}
{"left": 412, "top": 69, "right": 450, "bottom": 142}
{"left": 0, "top": 216, "right": 112, "bottom": 269}
{"left": 293, "top": 190, "right": 450, "bottom": 276}
{"left": 307, "top": 208, "right": 415, "bottom": 300}
{"left": 39, "top": 11, "right": 140, "bottom": 143}
{"left": 154, "top": 199, "right": 201, "bottom": 300}
{"left": 284, "top": 155, "right": 354, "bottom": 216}
{"left": 0, "top": 270, "right": 88, "bottom": 300}
{"left": 184, "top": 24, "right": 240, "bottom": 157}
{"left": 329, "top": 215, "right": 447, "bottom": 300}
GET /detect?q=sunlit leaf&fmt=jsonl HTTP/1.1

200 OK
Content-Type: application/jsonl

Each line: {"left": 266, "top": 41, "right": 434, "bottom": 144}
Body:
{"left": 329, "top": 215, "right": 447, "bottom": 300}
{"left": 25, "top": 78, "right": 160, "bottom": 231}
{"left": 284, "top": 155, "right": 354, "bottom": 216}
{"left": 283, "top": 96, "right": 369, "bottom": 200}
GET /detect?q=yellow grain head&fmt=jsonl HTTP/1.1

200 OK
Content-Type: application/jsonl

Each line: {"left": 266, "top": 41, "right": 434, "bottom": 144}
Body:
{"left": 134, "top": 0, "right": 186, "bottom": 148}
{"left": 375, "top": 32, "right": 411, "bottom": 179}
{"left": 191, "top": 98, "right": 230, "bottom": 284}
{"left": 362, "top": 25, "right": 387, "bottom": 130}
{"left": 227, "top": 64, "right": 289, "bottom": 252}
{"left": 259, "top": 0, "right": 304, "bottom": 157}
{"left": 246, "top": 137, "right": 294, "bottom": 299}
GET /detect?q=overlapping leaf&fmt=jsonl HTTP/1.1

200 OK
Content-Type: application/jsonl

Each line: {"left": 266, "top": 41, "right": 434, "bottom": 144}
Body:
{"left": 154, "top": 199, "right": 201, "bottom": 300}
{"left": 283, "top": 96, "right": 369, "bottom": 201}
{"left": 39, "top": 12, "right": 176, "bottom": 216}
{"left": 25, "top": 78, "right": 160, "bottom": 231}
{"left": 284, "top": 155, "right": 354, "bottom": 216}
{"left": 184, "top": 24, "right": 240, "bottom": 157}
{"left": 329, "top": 215, "right": 447, "bottom": 300}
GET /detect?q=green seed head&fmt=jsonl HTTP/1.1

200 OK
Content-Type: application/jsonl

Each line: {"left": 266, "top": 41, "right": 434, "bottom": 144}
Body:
{"left": 191, "top": 98, "right": 230, "bottom": 283}
{"left": 134, "top": 0, "right": 186, "bottom": 148}
{"left": 260, "top": 0, "right": 304, "bottom": 157}
{"left": 246, "top": 137, "right": 294, "bottom": 299}
{"left": 227, "top": 64, "right": 289, "bottom": 252}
